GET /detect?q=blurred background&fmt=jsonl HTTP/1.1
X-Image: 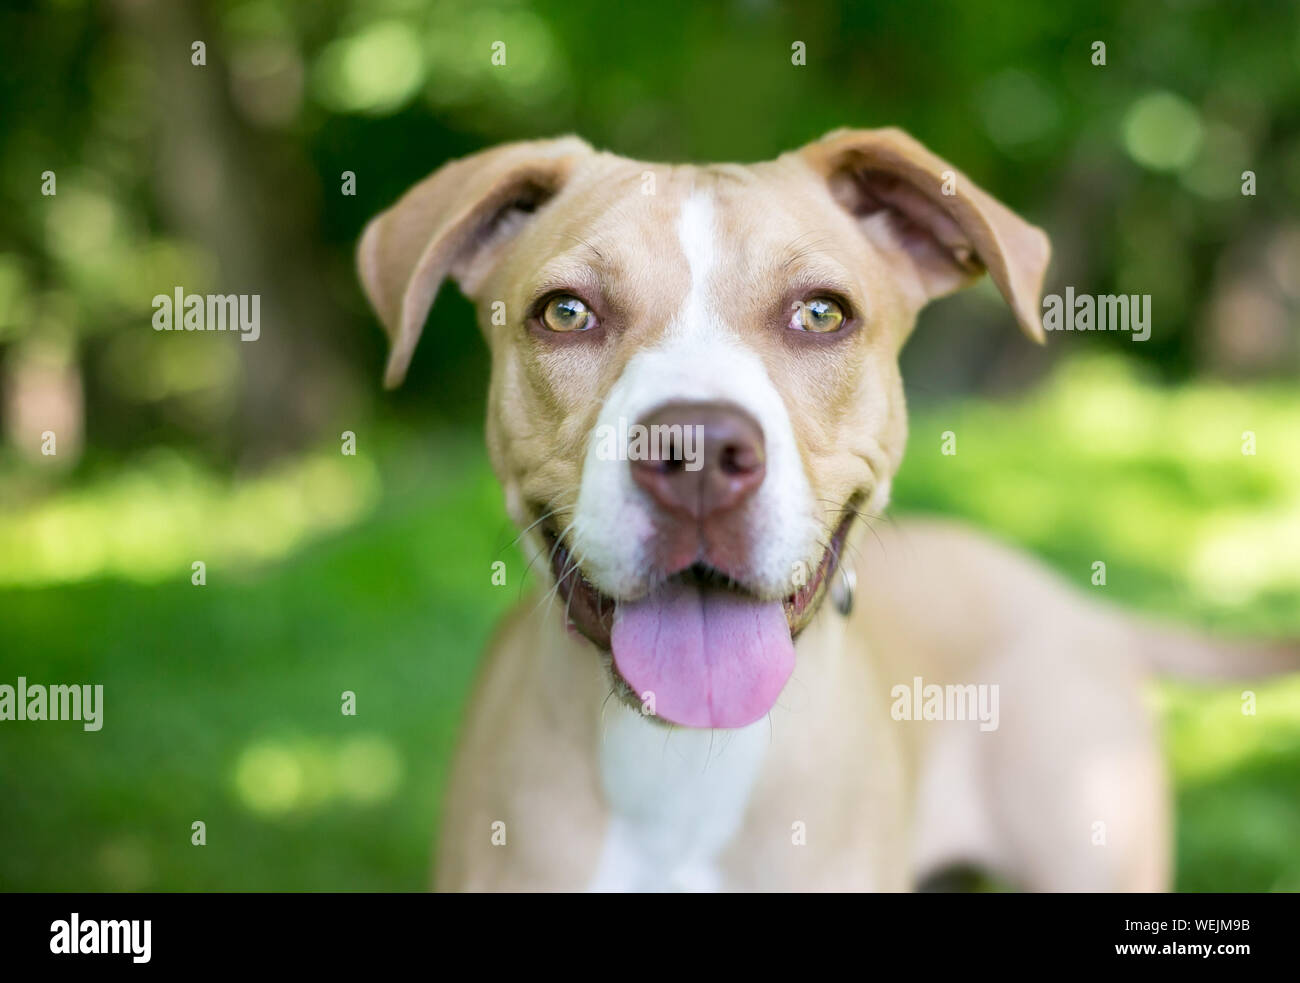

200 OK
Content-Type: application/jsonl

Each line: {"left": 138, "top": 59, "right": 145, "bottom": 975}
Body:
{"left": 0, "top": 0, "right": 1297, "bottom": 890}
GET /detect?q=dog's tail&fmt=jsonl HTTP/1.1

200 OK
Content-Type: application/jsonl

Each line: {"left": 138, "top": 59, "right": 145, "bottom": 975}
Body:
{"left": 1129, "top": 615, "right": 1300, "bottom": 680}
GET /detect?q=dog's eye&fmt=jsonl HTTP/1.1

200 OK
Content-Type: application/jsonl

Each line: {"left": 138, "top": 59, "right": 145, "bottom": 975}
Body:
{"left": 540, "top": 294, "right": 598, "bottom": 332}
{"left": 789, "top": 296, "right": 846, "bottom": 333}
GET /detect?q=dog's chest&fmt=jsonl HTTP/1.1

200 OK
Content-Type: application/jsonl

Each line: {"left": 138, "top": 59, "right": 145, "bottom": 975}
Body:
{"left": 587, "top": 702, "right": 769, "bottom": 892}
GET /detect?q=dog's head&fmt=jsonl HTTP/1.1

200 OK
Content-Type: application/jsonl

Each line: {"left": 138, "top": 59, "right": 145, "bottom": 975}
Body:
{"left": 359, "top": 129, "right": 1049, "bottom": 729}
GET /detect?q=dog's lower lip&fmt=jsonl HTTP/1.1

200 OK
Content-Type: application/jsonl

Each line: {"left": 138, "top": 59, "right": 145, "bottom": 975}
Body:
{"left": 782, "top": 504, "right": 856, "bottom": 633}
{"left": 542, "top": 526, "right": 615, "bottom": 649}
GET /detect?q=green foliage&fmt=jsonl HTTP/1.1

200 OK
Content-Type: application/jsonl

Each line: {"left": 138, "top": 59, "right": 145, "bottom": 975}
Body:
{"left": 1, "top": 0, "right": 1297, "bottom": 457}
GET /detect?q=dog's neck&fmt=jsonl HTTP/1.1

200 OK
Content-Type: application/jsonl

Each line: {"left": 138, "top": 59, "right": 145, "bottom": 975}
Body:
{"left": 588, "top": 699, "right": 771, "bottom": 891}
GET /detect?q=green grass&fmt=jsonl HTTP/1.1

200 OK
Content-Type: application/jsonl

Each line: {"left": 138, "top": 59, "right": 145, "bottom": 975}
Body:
{"left": 1, "top": 357, "right": 1297, "bottom": 890}
{"left": 0, "top": 439, "right": 520, "bottom": 890}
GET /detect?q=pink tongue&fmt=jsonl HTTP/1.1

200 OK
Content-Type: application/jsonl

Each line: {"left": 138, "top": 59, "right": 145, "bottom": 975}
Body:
{"left": 611, "top": 580, "right": 795, "bottom": 729}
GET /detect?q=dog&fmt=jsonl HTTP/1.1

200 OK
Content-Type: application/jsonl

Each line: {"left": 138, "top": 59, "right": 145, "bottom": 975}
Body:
{"left": 357, "top": 128, "right": 1298, "bottom": 891}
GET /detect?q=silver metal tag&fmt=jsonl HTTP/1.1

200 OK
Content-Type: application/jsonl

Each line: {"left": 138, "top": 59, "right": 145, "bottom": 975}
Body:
{"left": 831, "top": 564, "right": 855, "bottom": 617}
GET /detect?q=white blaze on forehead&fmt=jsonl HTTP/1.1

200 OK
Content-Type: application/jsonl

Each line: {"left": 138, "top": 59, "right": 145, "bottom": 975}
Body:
{"left": 572, "top": 189, "right": 817, "bottom": 599}
{"left": 675, "top": 191, "right": 717, "bottom": 338}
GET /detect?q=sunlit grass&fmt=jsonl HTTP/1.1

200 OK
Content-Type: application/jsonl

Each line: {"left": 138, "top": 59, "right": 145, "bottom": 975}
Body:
{"left": 899, "top": 356, "right": 1300, "bottom": 619}
{"left": 234, "top": 734, "right": 404, "bottom": 817}
{"left": 1161, "top": 676, "right": 1300, "bottom": 785}
{"left": 0, "top": 449, "right": 380, "bottom": 587}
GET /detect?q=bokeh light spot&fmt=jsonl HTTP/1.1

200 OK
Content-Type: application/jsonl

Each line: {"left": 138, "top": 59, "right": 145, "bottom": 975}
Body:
{"left": 1123, "top": 91, "right": 1204, "bottom": 172}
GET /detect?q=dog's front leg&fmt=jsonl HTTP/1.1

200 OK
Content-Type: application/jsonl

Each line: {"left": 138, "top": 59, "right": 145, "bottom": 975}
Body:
{"left": 434, "top": 602, "right": 613, "bottom": 892}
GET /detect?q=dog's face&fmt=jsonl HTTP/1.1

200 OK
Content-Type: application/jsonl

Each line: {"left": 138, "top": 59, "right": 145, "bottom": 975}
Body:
{"left": 359, "top": 129, "right": 1048, "bottom": 729}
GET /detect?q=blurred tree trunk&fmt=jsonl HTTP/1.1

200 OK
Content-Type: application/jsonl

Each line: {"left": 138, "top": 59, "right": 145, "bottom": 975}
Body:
{"left": 115, "top": 0, "right": 360, "bottom": 466}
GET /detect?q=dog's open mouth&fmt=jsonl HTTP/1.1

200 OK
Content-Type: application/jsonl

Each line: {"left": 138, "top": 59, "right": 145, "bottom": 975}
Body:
{"left": 539, "top": 504, "right": 857, "bottom": 729}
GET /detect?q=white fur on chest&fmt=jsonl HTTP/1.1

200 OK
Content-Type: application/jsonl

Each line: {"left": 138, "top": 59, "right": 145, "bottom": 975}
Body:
{"left": 587, "top": 701, "right": 769, "bottom": 892}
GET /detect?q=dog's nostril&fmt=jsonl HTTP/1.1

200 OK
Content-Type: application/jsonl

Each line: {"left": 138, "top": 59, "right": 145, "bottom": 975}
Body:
{"left": 629, "top": 400, "right": 767, "bottom": 519}
{"left": 719, "top": 442, "right": 760, "bottom": 475}
{"left": 666, "top": 439, "right": 685, "bottom": 469}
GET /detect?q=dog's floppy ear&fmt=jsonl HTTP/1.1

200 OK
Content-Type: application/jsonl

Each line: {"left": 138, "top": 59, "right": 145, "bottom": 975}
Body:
{"left": 795, "top": 127, "right": 1050, "bottom": 341}
{"left": 357, "top": 136, "right": 593, "bottom": 387}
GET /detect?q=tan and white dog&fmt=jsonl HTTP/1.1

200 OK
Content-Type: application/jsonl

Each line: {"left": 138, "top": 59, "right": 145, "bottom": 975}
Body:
{"left": 358, "top": 129, "right": 1298, "bottom": 892}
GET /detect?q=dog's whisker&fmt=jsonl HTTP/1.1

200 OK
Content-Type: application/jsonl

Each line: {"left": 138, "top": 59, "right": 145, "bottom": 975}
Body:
{"left": 815, "top": 499, "right": 893, "bottom": 559}
{"left": 555, "top": 230, "right": 607, "bottom": 262}
{"left": 816, "top": 498, "right": 890, "bottom": 523}
{"left": 512, "top": 511, "right": 574, "bottom": 601}
{"left": 816, "top": 530, "right": 867, "bottom": 574}
{"left": 503, "top": 504, "right": 575, "bottom": 555}
{"left": 518, "top": 540, "right": 548, "bottom": 593}
{"left": 599, "top": 686, "right": 617, "bottom": 734}
{"left": 546, "top": 519, "right": 578, "bottom": 571}
{"left": 527, "top": 556, "right": 568, "bottom": 618}
{"left": 561, "top": 551, "right": 588, "bottom": 627}
{"left": 519, "top": 516, "right": 579, "bottom": 600}
{"left": 532, "top": 560, "right": 575, "bottom": 621}
{"left": 529, "top": 537, "right": 586, "bottom": 624}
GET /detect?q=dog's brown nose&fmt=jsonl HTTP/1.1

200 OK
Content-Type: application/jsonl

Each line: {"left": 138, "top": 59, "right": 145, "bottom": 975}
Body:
{"left": 629, "top": 401, "right": 766, "bottom": 519}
